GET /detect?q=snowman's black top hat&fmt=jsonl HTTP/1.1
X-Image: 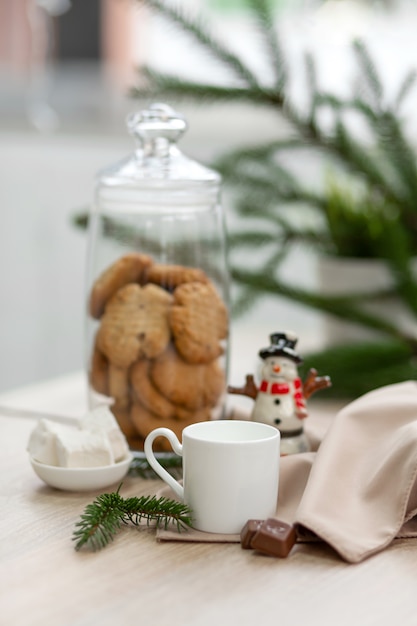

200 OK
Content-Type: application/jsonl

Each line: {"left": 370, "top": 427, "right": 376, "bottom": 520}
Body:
{"left": 258, "top": 332, "right": 303, "bottom": 364}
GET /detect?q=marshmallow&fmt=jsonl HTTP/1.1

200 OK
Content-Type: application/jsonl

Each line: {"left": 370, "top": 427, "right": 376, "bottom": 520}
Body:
{"left": 55, "top": 429, "right": 114, "bottom": 468}
{"left": 79, "top": 406, "right": 129, "bottom": 462}
{"left": 27, "top": 419, "right": 72, "bottom": 466}
{"left": 27, "top": 406, "right": 130, "bottom": 468}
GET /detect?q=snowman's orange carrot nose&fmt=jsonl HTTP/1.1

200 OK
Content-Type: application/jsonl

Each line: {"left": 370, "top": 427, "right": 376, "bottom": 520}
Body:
{"left": 273, "top": 365, "right": 281, "bottom": 373}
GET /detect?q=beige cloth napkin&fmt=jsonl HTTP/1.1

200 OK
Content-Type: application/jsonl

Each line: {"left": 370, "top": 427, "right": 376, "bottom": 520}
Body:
{"left": 157, "top": 382, "right": 417, "bottom": 563}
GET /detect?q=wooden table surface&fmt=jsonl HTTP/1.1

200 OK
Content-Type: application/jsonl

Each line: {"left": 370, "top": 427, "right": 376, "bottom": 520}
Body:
{"left": 1, "top": 373, "right": 416, "bottom": 626}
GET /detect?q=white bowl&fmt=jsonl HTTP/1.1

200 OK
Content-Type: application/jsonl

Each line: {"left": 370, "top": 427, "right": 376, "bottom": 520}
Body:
{"left": 30, "top": 453, "right": 133, "bottom": 492}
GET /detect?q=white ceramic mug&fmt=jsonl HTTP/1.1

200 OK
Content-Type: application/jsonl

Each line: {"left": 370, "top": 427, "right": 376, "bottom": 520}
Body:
{"left": 144, "top": 420, "right": 280, "bottom": 534}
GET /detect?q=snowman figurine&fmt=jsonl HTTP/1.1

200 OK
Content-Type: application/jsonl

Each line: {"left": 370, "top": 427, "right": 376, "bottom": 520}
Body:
{"left": 228, "top": 332, "right": 331, "bottom": 455}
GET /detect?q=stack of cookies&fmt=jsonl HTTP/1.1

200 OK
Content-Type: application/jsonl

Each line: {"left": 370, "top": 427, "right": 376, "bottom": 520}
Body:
{"left": 88, "top": 253, "right": 228, "bottom": 450}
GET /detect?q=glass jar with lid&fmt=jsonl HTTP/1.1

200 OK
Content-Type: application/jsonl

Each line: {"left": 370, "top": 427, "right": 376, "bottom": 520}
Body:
{"left": 85, "top": 103, "right": 230, "bottom": 452}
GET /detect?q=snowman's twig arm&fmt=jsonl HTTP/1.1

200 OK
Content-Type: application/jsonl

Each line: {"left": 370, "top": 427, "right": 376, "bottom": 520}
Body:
{"left": 227, "top": 375, "right": 258, "bottom": 400}
{"left": 303, "top": 368, "right": 332, "bottom": 400}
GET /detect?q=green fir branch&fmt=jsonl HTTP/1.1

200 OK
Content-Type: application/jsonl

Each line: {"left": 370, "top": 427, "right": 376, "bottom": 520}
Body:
{"left": 228, "top": 217, "right": 298, "bottom": 257}
{"left": 131, "top": 67, "right": 275, "bottom": 104}
{"left": 228, "top": 230, "right": 279, "bottom": 248}
{"left": 128, "top": 452, "right": 182, "bottom": 479}
{"left": 352, "top": 39, "right": 384, "bottom": 109}
{"left": 73, "top": 490, "right": 126, "bottom": 552}
{"left": 314, "top": 92, "right": 379, "bottom": 124}
{"left": 377, "top": 218, "right": 417, "bottom": 315}
{"left": 135, "top": 0, "right": 260, "bottom": 88}
{"left": 230, "top": 266, "right": 417, "bottom": 349}
{"left": 122, "top": 3, "right": 417, "bottom": 385}
{"left": 302, "top": 339, "right": 417, "bottom": 399}
{"left": 132, "top": 73, "right": 286, "bottom": 111}
{"left": 330, "top": 118, "right": 403, "bottom": 206}
{"left": 247, "top": 0, "right": 287, "bottom": 90}
{"left": 215, "top": 153, "right": 328, "bottom": 212}
{"left": 213, "top": 139, "right": 303, "bottom": 166}
{"left": 394, "top": 68, "right": 417, "bottom": 110}
{"left": 121, "top": 494, "right": 191, "bottom": 530}
{"left": 305, "top": 52, "right": 319, "bottom": 126}
{"left": 373, "top": 112, "right": 417, "bottom": 210}
{"left": 73, "top": 487, "right": 193, "bottom": 551}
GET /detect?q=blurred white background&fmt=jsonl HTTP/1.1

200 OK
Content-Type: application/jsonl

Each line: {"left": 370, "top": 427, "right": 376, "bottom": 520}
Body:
{"left": 1, "top": 0, "right": 416, "bottom": 394}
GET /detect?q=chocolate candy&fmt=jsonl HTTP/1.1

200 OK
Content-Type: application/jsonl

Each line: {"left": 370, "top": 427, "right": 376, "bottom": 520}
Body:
{"left": 240, "top": 519, "right": 264, "bottom": 549}
{"left": 241, "top": 518, "right": 296, "bottom": 558}
{"left": 252, "top": 518, "right": 296, "bottom": 557}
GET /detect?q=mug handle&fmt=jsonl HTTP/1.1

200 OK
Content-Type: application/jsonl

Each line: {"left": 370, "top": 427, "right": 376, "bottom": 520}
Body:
{"left": 144, "top": 428, "right": 184, "bottom": 500}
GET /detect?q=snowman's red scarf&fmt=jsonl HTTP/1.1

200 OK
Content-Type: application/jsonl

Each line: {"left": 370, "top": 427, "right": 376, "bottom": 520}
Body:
{"left": 259, "top": 377, "right": 306, "bottom": 411}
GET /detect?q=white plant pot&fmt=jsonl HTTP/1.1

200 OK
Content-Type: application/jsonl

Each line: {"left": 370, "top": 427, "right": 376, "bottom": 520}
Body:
{"left": 317, "top": 256, "right": 417, "bottom": 346}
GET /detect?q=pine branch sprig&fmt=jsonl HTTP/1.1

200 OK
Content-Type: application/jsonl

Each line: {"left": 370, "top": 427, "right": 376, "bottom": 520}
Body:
{"left": 121, "top": 494, "right": 192, "bottom": 530}
{"left": 72, "top": 490, "right": 126, "bottom": 552}
{"left": 394, "top": 68, "right": 417, "bottom": 111}
{"left": 247, "top": 0, "right": 287, "bottom": 91}
{"left": 73, "top": 487, "right": 193, "bottom": 552}
{"left": 135, "top": 0, "right": 259, "bottom": 88}
{"left": 123, "top": 3, "right": 417, "bottom": 384}
{"left": 131, "top": 66, "right": 284, "bottom": 108}
{"left": 352, "top": 39, "right": 384, "bottom": 110}
{"left": 230, "top": 265, "right": 417, "bottom": 349}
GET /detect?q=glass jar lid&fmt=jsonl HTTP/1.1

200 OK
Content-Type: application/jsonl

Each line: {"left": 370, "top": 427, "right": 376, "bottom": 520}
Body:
{"left": 98, "top": 103, "right": 221, "bottom": 193}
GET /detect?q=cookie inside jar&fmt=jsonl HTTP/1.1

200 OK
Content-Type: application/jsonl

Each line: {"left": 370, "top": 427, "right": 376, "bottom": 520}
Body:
{"left": 88, "top": 255, "right": 229, "bottom": 451}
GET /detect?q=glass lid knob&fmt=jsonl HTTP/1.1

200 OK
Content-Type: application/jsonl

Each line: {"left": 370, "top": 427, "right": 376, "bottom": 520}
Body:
{"left": 127, "top": 103, "right": 188, "bottom": 147}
